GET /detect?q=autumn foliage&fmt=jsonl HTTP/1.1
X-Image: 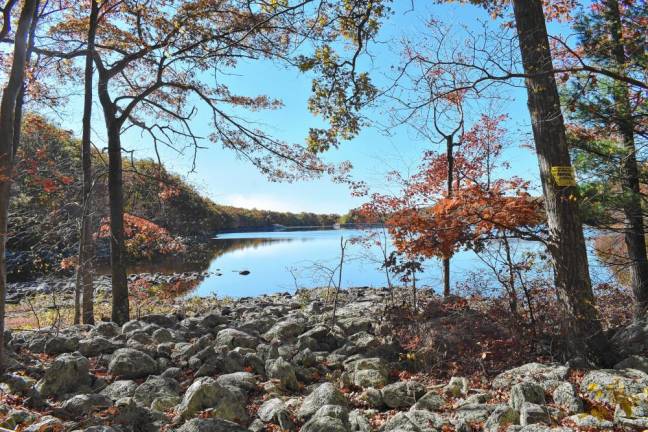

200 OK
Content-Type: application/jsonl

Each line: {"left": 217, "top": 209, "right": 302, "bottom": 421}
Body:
{"left": 361, "top": 115, "right": 543, "bottom": 261}
{"left": 96, "top": 213, "right": 186, "bottom": 259}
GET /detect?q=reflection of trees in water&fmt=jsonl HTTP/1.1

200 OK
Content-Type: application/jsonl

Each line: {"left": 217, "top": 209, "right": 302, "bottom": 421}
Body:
{"left": 121, "top": 237, "right": 295, "bottom": 275}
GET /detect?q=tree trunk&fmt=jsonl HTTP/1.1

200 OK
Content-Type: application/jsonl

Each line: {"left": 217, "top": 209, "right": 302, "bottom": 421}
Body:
{"left": 443, "top": 135, "right": 454, "bottom": 297}
{"left": 77, "top": 0, "right": 99, "bottom": 325}
{"left": 0, "top": 0, "right": 39, "bottom": 370}
{"left": 511, "top": 0, "right": 613, "bottom": 364}
{"left": 97, "top": 73, "right": 129, "bottom": 325}
{"left": 603, "top": 0, "right": 648, "bottom": 319}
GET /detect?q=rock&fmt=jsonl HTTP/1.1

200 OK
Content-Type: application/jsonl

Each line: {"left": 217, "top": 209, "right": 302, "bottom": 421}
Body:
{"left": 175, "top": 418, "right": 248, "bottom": 432}
{"left": 215, "top": 372, "right": 257, "bottom": 394}
{"left": 492, "top": 363, "right": 568, "bottom": 389}
{"left": 581, "top": 368, "right": 648, "bottom": 405}
{"left": 60, "top": 394, "right": 112, "bottom": 418}
{"left": 510, "top": 382, "right": 546, "bottom": 410}
{"left": 484, "top": 405, "right": 519, "bottom": 432}
{"left": 565, "top": 414, "right": 614, "bottom": 429}
{"left": 302, "top": 405, "right": 349, "bottom": 432}
{"left": 453, "top": 403, "right": 493, "bottom": 424}
{"left": 215, "top": 328, "right": 258, "bottom": 349}
{"left": 112, "top": 397, "right": 159, "bottom": 432}
{"left": 108, "top": 348, "right": 158, "bottom": 379}
{"left": 101, "top": 380, "right": 139, "bottom": 400}
{"left": 614, "top": 355, "right": 648, "bottom": 373}
{"left": 381, "top": 380, "right": 426, "bottom": 409}
{"left": 258, "top": 398, "right": 286, "bottom": 422}
{"left": 520, "top": 402, "right": 550, "bottom": 426}
{"left": 381, "top": 410, "right": 444, "bottom": 432}
{"left": 349, "top": 409, "right": 371, "bottom": 432}
{"left": 551, "top": 382, "right": 583, "bottom": 414}
{"left": 199, "top": 312, "right": 229, "bottom": 330}
{"left": 343, "top": 357, "right": 389, "bottom": 389}
{"left": 360, "top": 387, "right": 384, "bottom": 408}
{"left": 298, "top": 382, "right": 348, "bottom": 420}
{"left": 79, "top": 337, "right": 120, "bottom": 357}
{"left": 141, "top": 314, "right": 177, "bottom": 328}
{"left": 152, "top": 328, "right": 175, "bottom": 344}
{"left": 133, "top": 376, "right": 180, "bottom": 408}
{"left": 90, "top": 322, "right": 121, "bottom": 338}
{"left": 23, "top": 416, "right": 64, "bottom": 432}
{"left": 266, "top": 357, "right": 298, "bottom": 391}
{"left": 176, "top": 377, "right": 248, "bottom": 422}
{"left": 443, "top": 376, "right": 469, "bottom": 397}
{"left": 412, "top": 391, "right": 445, "bottom": 411}
{"left": 264, "top": 317, "right": 306, "bottom": 341}
{"left": 44, "top": 336, "right": 78, "bottom": 354}
{"left": 35, "top": 352, "right": 92, "bottom": 397}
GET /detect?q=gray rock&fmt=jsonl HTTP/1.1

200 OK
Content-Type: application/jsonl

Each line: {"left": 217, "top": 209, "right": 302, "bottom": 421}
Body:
{"left": 133, "top": 376, "right": 180, "bottom": 408}
{"left": 614, "top": 355, "right": 648, "bottom": 373}
{"left": 175, "top": 418, "right": 248, "bottom": 432}
{"left": 581, "top": 368, "right": 648, "bottom": 405}
{"left": 484, "top": 405, "right": 519, "bottom": 432}
{"left": 152, "top": 328, "right": 175, "bottom": 344}
{"left": 381, "top": 409, "right": 444, "bottom": 432}
{"left": 60, "top": 394, "right": 112, "bottom": 417}
{"left": 302, "top": 405, "right": 349, "bottom": 432}
{"left": 492, "top": 363, "right": 568, "bottom": 389}
{"left": 176, "top": 377, "right": 248, "bottom": 422}
{"left": 90, "top": 322, "right": 121, "bottom": 338}
{"left": 349, "top": 409, "right": 371, "bottom": 432}
{"left": 520, "top": 402, "right": 550, "bottom": 426}
{"left": 361, "top": 387, "right": 384, "bottom": 408}
{"left": 79, "top": 337, "right": 120, "bottom": 357}
{"left": 510, "top": 382, "right": 546, "bottom": 410}
{"left": 443, "top": 376, "right": 469, "bottom": 397}
{"left": 381, "top": 380, "right": 426, "bottom": 409}
{"left": 216, "top": 328, "right": 258, "bottom": 349}
{"left": 44, "top": 336, "right": 79, "bottom": 354}
{"left": 23, "top": 416, "right": 64, "bottom": 432}
{"left": 551, "top": 382, "right": 583, "bottom": 414}
{"left": 298, "top": 382, "right": 348, "bottom": 420}
{"left": 453, "top": 403, "right": 493, "bottom": 424}
{"left": 343, "top": 357, "right": 389, "bottom": 389}
{"left": 101, "top": 380, "right": 139, "bottom": 400}
{"left": 108, "top": 348, "right": 158, "bottom": 379}
{"left": 412, "top": 391, "right": 445, "bottom": 411}
{"left": 216, "top": 372, "right": 257, "bottom": 394}
{"left": 264, "top": 317, "right": 306, "bottom": 341}
{"left": 35, "top": 352, "right": 92, "bottom": 397}
{"left": 266, "top": 357, "right": 299, "bottom": 391}
{"left": 565, "top": 414, "right": 613, "bottom": 429}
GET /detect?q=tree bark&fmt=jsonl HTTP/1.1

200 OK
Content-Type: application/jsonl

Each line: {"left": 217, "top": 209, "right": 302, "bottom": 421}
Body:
{"left": 511, "top": 0, "right": 613, "bottom": 364}
{"left": 97, "top": 72, "right": 129, "bottom": 325}
{"left": 603, "top": 0, "right": 648, "bottom": 319}
{"left": 0, "top": 0, "right": 39, "bottom": 369}
{"left": 443, "top": 135, "right": 454, "bottom": 297}
{"left": 76, "top": 0, "right": 99, "bottom": 325}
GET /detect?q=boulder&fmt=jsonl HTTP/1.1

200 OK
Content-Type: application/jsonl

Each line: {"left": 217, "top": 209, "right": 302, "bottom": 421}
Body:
{"left": 176, "top": 377, "right": 248, "bottom": 422}
{"left": 263, "top": 317, "right": 306, "bottom": 341}
{"left": 298, "top": 382, "right": 348, "bottom": 420}
{"left": 381, "top": 410, "right": 443, "bottom": 432}
{"left": 581, "top": 368, "right": 648, "bottom": 405}
{"left": 381, "top": 380, "right": 426, "bottom": 409}
{"left": 175, "top": 418, "right": 248, "bottom": 432}
{"left": 412, "top": 391, "right": 445, "bottom": 411}
{"left": 101, "top": 380, "right": 139, "bottom": 400}
{"left": 43, "top": 336, "right": 79, "bottom": 354}
{"left": 35, "top": 352, "right": 92, "bottom": 397}
{"left": 266, "top": 357, "right": 299, "bottom": 391}
{"left": 510, "top": 382, "right": 546, "bottom": 410}
{"left": 132, "top": 376, "right": 180, "bottom": 408}
{"left": 108, "top": 348, "right": 158, "bottom": 379}
{"left": 492, "top": 363, "right": 568, "bottom": 389}
{"left": 215, "top": 372, "right": 257, "bottom": 394}
{"left": 301, "top": 405, "right": 349, "bottom": 432}
{"left": 520, "top": 402, "right": 550, "bottom": 426}
{"left": 215, "top": 329, "right": 258, "bottom": 349}
{"left": 484, "top": 405, "right": 519, "bottom": 432}
{"left": 343, "top": 357, "right": 389, "bottom": 389}
{"left": 60, "top": 394, "right": 112, "bottom": 418}
{"left": 614, "top": 355, "right": 648, "bottom": 374}
{"left": 551, "top": 382, "right": 583, "bottom": 414}
{"left": 79, "top": 337, "right": 121, "bottom": 357}
{"left": 443, "top": 376, "right": 469, "bottom": 397}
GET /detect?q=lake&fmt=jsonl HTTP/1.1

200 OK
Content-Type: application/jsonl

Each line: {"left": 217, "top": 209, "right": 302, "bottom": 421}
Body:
{"left": 129, "top": 228, "right": 615, "bottom": 298}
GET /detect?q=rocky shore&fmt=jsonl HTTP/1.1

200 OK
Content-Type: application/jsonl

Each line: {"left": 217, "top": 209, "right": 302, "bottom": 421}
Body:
{"left": 1, "top": 288, "right": 647, "bottom": 431}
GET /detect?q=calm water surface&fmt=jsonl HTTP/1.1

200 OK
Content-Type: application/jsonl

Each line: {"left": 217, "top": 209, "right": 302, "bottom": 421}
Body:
{"left": 128, "top": 229, "right": 614, "bottom": 298}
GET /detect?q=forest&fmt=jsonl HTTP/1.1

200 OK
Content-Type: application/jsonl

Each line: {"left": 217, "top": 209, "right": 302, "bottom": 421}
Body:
{"left": 0, "top": 0, "right": 647, "bottom": 431}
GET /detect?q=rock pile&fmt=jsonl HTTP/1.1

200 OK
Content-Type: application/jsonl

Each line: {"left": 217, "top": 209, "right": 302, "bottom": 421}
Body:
{"left": 0, "top": 288, "right": 645, "bottom": 431}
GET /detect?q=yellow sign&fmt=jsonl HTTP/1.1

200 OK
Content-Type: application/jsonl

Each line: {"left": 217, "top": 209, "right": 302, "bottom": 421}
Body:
{"left": 551, "top": 166, "right": 577, "bottom": 187}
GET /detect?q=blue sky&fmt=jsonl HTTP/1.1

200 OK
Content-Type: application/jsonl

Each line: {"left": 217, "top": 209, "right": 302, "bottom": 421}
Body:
{"left": 65, "top": 2, "right": 562, "bottom": 214}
